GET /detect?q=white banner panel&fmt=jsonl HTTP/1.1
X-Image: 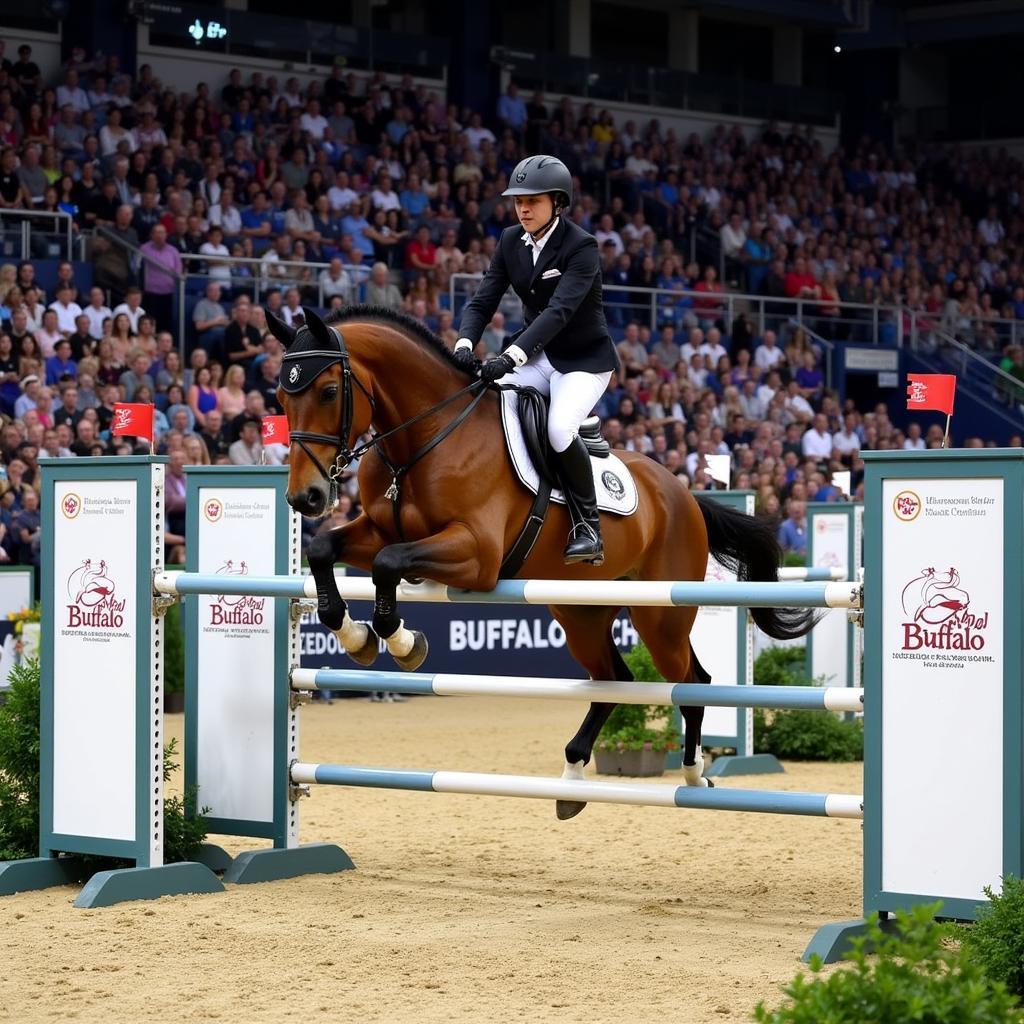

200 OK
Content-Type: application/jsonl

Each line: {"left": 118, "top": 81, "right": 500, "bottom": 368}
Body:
{"left": 52, "top": 480, "right": 138, "bottom": 841}
{"left": 811, "top": 513, "right": 850, "bottom": 687}
{"left": 692, "top": 556, "right": 741, "bottom": 740}
{"left": 881, "top": 477, "right": 1003, "bottom": 902}
{"left": 195, "top": 487, "right": 278, "bottom": 824}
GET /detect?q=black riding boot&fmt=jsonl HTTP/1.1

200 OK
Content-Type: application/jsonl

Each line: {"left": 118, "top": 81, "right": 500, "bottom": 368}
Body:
{"left": 553, "top": 436, "right": 604, "bottom": 566}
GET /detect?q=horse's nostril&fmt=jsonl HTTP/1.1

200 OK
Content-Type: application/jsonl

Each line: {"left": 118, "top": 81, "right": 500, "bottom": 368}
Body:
{"left": 306, "top": 487, "right": 324, "bottom": 512}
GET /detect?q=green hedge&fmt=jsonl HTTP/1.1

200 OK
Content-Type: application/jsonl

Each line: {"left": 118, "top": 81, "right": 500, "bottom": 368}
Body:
{"left": 752, "top": 645, "right": 864, "bottom": 762}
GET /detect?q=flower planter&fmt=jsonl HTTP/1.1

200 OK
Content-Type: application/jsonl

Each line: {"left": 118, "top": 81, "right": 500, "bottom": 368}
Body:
{"left": 594, "top": 746, "right": 668, "bottom": 778}
{"left": 20, "top": 622, "right": 40, "bottom": 661}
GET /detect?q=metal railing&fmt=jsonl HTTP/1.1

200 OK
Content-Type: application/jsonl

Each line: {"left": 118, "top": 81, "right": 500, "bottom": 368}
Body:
{"left": 177, "top": 252, "right": 370, "bottom": 308}
{"left": 449, "top": 274, "right": 901, "bottom": 344}
{"left": 0, "top": 209, "right": 76, "bottom": 262}
{"left": 94, "top": 226, "right": 189, "bottom": 356}
{"left": 904, "top": 308, "right": 1024, "bottom": 417}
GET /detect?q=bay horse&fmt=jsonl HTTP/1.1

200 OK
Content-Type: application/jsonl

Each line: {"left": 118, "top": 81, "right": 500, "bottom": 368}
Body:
{"left": 270, "top": 306, "right": 814, "bottom": 818}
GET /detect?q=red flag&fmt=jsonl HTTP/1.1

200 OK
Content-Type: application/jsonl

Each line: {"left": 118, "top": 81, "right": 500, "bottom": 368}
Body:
{"left": 112, "top": 403, "right": 154, "bottom": 442}
{"left": 906, "top": 374, "right": 956, "bottom": 415}
{"left": 262, "top": 415, "right": 289, "bottom": 446}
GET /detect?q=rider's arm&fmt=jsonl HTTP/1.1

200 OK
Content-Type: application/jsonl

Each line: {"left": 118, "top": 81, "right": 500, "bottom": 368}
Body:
{"left": 511, "top": 234, "right": 598, "bottom": 361}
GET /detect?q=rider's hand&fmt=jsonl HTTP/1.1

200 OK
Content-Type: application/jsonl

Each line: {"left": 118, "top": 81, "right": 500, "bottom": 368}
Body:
{"left": 452, "top": 346, "right": 480, "bottom": 375}
{"left": 480, "top": 353, "right": 516, "bottom": 383}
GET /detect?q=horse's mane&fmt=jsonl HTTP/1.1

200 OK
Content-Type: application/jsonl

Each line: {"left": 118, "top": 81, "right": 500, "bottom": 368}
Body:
{"left": 325, "top": 305, "right": 473, "bottom": 377}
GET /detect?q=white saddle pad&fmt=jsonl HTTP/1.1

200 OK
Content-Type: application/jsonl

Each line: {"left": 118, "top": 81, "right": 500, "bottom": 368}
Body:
{"left": 500, "top": 390, "right": 639, "bottom": 516}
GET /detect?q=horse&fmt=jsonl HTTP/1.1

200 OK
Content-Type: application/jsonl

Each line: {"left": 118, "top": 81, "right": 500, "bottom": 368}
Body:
{"left": 269, "top": 305, "right": 815, "bottom": 818}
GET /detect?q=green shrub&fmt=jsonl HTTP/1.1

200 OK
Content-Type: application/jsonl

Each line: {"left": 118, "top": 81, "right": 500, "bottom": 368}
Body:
{"left": 0, "top": 658, "right": 41, "bottom": 861}
{"left": 751, "top": 644, "right": 862, "bottom": 761}
{"left": 755, "top": 707, "right": 863, "bottom": 762}
{"left": 754, "top": 645, "right": 809, "bottom": 686}
{"left": 961, "top": 875, "right": 1024, "bottom": 999}
{"left": 755, "top": 904, "right": 1020, "bottom": 1024}
{"left": 161, "top": 736, "right": 211, "bottom": 864}
{"left": 0, "top": 658, "right": 207, "bottom": 864}
{"left": 596, "top": 643, "right": 677, "bottom": 753}
{"left": 164, "top": 602, "right": 185, "bottom": 694}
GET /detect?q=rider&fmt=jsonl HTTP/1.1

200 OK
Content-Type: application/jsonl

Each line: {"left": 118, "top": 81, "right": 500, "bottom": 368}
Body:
{"left": 454, "top": 155, "right": 618, "bottom": 566}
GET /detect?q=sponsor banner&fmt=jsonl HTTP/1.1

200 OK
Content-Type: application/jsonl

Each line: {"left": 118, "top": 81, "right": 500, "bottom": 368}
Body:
{"left": 300, "top": 602, "right": 639, "bottom": 677}
{"left": 52, "top": 479, "right": 138, "bottom": 841}
{"left": 881, "top": 476, "right": 1003, "bottom": 902}
{"left": 196, "top": 487, "right": 278, "bottom": 824}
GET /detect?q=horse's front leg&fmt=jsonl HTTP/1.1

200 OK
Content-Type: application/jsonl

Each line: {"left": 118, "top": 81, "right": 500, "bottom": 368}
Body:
{"left": 307, "top": 515, "right": 389, "bottom": 667}
{"left": 370, "top": 524, "right": 484, "bottom": 671}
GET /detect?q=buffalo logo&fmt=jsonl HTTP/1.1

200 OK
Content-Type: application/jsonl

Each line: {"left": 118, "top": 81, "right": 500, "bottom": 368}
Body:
{"left": 601, "top": 471, "right": 625, "bottom": 501}
{"left": 515, "top": 169, "right": 527, "bottom": 183}
{"left": 288, "top": 365, "right": 301, "bottom": 384}
{"left": 893, "top": 490, "right": 921, "bottom": 521}
{"left": 902, "top": 566, "right": 968, "bottom": 625}
{"left": 210, "top": 559, "right": 264, "bottom": 625}
{"left": 61, "top": 492, "right": 82, "bottom": 519}
{"left": 65, "top": 558, "right": 125, "bottom": 628}
{"left": 900, "top": 565, "right": 988, "bottom": 651}
{"left": 113, "top": 407, "right": 134, "bottom": 432}
{"left": 203, "top": 498, "right": 224, "bottom": 523}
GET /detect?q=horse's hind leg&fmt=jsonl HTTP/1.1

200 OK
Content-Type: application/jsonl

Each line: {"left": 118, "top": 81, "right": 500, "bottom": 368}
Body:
{"left": 551, "top": 604, "right": 628, "bottom": 821}
{"left": 629, "top": 605, "right": 711, "bottom": 788}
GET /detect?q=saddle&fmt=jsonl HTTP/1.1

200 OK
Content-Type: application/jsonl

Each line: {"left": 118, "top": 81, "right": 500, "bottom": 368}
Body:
{"left": 498, "top": 387, "right": 633, "bottom": 578}
{"left": 515, "top": 387, "right": 610, "bottom": 487}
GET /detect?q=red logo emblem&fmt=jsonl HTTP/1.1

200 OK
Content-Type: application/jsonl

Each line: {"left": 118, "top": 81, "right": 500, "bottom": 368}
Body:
{"left": 65, "top": 558, "right": 126, "bottom": 628}
{"left": 900, "top": 566, "right": 987, "bottom": 651}
{"left": 62, "top": 492, "right": 82, "bottom": 519}
{"left": 893, "top": 490, "right": 921, "bottom": 521}
{"left": 204, "top": 499, "right": 223, "bottom": 523}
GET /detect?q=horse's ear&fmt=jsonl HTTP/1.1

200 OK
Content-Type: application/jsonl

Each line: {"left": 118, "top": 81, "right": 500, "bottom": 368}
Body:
{"left": 303, "top": 307, "right": 333, "bottom": 349}
{"left": 265, "top": 309, "right": 296, "bottom": 349}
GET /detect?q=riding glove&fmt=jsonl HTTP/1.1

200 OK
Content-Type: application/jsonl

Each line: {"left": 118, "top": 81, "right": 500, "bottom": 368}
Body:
{"left": 480, "top": 353, "right": 516, "bottom": 383}
{"left": 452, "top": 347, "right": 481, "bottom": 374}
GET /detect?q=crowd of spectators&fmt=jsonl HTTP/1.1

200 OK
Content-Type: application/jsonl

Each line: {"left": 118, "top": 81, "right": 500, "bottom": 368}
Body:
{"left": 0, "top": 39, "right": 1021, "bottom": 567}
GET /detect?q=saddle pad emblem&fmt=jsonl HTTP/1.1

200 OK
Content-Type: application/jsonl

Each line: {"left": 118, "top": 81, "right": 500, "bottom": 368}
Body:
{"left": 601, "top": 470, "right": 625, "bottom": 500}
{"left": 499, "top": 390, "right": 638, "bottom": 517}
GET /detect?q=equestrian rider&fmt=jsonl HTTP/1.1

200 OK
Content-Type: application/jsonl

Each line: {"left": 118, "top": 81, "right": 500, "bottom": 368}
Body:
{"left": 455, "top": 155, "right": 618, "bottom": 566}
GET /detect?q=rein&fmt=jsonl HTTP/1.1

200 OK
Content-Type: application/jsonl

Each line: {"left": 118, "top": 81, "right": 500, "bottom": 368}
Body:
{"left": 283, "top": 328, "right": 488, "bottom": 525}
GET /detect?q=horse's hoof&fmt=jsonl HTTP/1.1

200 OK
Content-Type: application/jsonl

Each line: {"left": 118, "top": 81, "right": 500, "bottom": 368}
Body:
{"left": 346, "top": 625, "right": 380, "bottom": 667}
{"left": 556, "top": 800, "right": 587, "bottom": 820}
{"left": 392, "top": 630, "right": 428, "bottom": 671}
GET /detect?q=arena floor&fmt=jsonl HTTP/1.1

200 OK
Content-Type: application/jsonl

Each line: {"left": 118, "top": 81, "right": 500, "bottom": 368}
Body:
{"left": 0, "top": 695, "right": 862, "bottom": 1024}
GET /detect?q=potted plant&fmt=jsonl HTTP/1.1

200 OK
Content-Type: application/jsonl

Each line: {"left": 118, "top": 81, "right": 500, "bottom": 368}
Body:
{"left": 593, "top": 642, "right": 677, "bottom": 777}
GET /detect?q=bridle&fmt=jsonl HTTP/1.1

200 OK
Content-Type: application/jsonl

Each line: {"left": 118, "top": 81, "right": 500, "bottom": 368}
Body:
{"left": 282, "top": 325, "right": 487, "bottom": 520}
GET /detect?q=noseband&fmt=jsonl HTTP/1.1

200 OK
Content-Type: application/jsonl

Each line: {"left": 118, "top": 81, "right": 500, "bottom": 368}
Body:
{"left": 281, "top": 327, "right": 376, "bottom": 500}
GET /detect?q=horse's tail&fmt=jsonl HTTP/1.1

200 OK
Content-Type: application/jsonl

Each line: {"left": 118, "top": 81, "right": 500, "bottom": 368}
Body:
{"left": 693, "top": 494, "right": 817, "bottom": 641}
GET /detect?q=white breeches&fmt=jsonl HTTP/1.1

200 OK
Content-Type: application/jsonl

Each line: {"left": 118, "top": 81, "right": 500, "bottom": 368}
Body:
{"left": 499, "top": 351, "right": 613, "bottom": 453}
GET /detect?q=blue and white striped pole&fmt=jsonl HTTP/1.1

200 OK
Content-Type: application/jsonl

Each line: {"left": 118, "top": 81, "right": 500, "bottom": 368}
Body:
{"left": 154, "top": 572, "right": 862, "bottom": 609}
{"left": 777, "top": 566, "right": 847, "bottom": 582}
{"left": 290, "top": 668, "right": 865, "bottom": 713}
{"left": 289, "top": 764, "right": 864, "bottom": 819}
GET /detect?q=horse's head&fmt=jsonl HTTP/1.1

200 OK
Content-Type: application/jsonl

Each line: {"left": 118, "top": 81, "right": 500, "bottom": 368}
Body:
{"left": 269, "top": 307, "right": 364, "bottom": 518}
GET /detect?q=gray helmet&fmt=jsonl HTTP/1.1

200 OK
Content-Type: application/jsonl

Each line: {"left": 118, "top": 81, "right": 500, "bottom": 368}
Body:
{"left": 502, "top": 155, "right": 572, "bottom": 209}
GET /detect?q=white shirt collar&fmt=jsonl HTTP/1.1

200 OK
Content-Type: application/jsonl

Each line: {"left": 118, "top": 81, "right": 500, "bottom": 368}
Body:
{"left": 520, "top": 217, "right": 560, "bottom": 256}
